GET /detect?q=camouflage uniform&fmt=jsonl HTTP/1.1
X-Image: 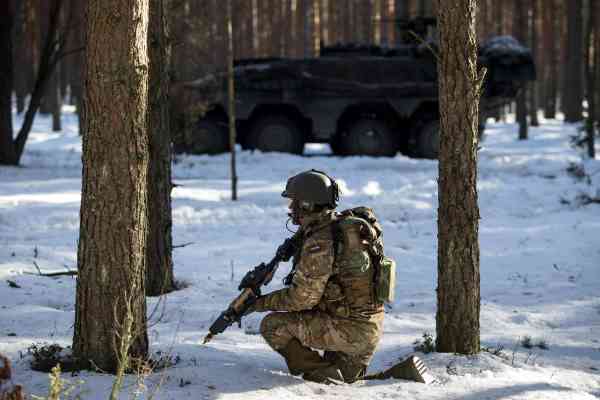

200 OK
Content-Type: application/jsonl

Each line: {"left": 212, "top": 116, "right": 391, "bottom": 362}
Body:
{"left": 253, "top": 211, "right": 385, "bottom": 382}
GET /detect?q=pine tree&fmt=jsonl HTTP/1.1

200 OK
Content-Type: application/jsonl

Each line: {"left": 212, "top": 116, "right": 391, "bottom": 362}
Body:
{"left": 436, "top": 0, "right": 482, "bottom": 355}
{"left": 73, "top": 0, "right": 150, "bottom": 372}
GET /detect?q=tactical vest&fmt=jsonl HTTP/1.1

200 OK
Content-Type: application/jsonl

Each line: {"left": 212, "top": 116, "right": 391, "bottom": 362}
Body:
{"left": 318, "top": 207, "right": 395, "bottom": 320}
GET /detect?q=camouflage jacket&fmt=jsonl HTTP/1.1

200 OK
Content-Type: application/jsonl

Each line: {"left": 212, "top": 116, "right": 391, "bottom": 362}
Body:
{"left": 253, "top": 212, "right": 384, "bottom": 322}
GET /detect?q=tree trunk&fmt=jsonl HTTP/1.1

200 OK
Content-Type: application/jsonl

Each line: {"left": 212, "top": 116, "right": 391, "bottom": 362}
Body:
{"left": 227, "top": 0, "right": 238, "bottom": 201}
{"left": 69, "top": 0, "right": 84, "bottom": 133}
{"left": 492, "top": 0, "right": 503, "bottom": 35}
{"left": 564, "top": 0, "right": 584, "bottom": 122}
{"left": 586, "top": 0, "right": 598, "bottom": 158}
{"left": 514, "top": 0, "right": 528, "bottom": 139}
{"left": 73, "top": 0, "right": 150, "bottom": 372}
{"left": 542, "top": 0, "right": 557, "bottom": 118}
{"left": 436, "top": 0, "right": 481, "bottom": 355}
{"left": 528, "top": 0, "right": 539, "bottom": 127}
{"left": 38, "top": 0, "right": 51, "bottom": 115}
{"left": 1, "top": 0, "right": 64, "bottom": 165}
{"left": 146, "top": 0, "right": 175, "bottom": 296}
{"left": 0, "top": 0, "right": 16, "bottom": 165}
{"left": 394, "top": 0, "right": 408, "bottom": 44}
{"left": 13, "top": 0, "right": 27, "bottom": 114}
{"left": 49, "top": 65, "right": 62, "bottom": 131}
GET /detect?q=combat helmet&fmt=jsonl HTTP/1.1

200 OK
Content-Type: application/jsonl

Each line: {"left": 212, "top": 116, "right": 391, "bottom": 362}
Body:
{"left": 282, "top": 169, "right": 340, "bottom": 211}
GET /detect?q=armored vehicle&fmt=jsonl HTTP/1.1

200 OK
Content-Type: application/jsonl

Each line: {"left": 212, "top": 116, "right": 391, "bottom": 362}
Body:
{"left": 175, "top": 18, "right": 535, "bottom": 158}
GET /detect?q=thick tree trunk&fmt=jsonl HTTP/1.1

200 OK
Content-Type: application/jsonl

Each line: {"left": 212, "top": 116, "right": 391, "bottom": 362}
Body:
{"left": 73, "top": 0, "right": 150, "bottom": 372}
{"left": 436, "top": 0, "right": 481, "bottom": 355}
{"left": 564, "top": 0, "right": 584, "bottom": 122}
{"left": 0, "top": 1, "right": 16, "bottom": 165}
{"left": 146, "top": 0, "right": 175, "bottom": 296}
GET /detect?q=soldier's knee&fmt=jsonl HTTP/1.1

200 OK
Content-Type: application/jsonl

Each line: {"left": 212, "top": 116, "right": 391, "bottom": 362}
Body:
{"left": 259, "top": 312, "right": 279, "bottom": 337}
{"left": 260, "top": 312, "right": 294, "bottom": 350}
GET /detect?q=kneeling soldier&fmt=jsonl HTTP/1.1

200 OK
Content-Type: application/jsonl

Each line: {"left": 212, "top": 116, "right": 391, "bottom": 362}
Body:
{"left": 251, "top": 170, "right": 430, "bottom": 384}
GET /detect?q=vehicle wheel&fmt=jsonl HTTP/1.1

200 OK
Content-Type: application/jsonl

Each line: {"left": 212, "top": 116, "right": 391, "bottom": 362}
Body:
{"left": 343, "top": 119, "right": 397, "bottom": 157}
{"left": 329, "top": 134, "right": 349, "bottom": 156}
{"left": 189, "top": 119, "right": 229, "bottom": 154}
{"left": 415, "top": 119, "right": 440, "bottom": 159}
{"left": 249, "top": 116, "right": 304, "bottom": 154}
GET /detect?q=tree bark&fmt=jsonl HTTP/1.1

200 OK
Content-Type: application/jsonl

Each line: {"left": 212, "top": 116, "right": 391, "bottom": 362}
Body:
{"left": 49, "top": 64, "right": 62, "bottom": 131}
{"left": 585, "top": 0, "right": 598, "bottom": 158}
{"left": 0, "top": 0, "right": 16, "bottom": 164}
{"left": 514, "top": 0, "right": 528, "bottom": 139}
{"left": 227, "top": 0, "right": 238, "bottom": 201}
{"left": 541, "top": 0, "right": 557, "bottom": 118}
{"left": 564, "top": 0, "right": 584, "bottom": 122}
{"left": 146, "top": 0, "right": 175, "bottom": 296}
{"left": 73, "top": 0, "right": 150, "bottom": 372}
{"left": 528, "top": 0, "right": 539, "bottom": 127}
{"left": 436, "top": 0, "right": 481, "bottom": 355}
{"left": 394, "top": 0, "right": 409, "bottom": 44}
{"left": 12, "top": 0, "right": 28, "bottom": 114}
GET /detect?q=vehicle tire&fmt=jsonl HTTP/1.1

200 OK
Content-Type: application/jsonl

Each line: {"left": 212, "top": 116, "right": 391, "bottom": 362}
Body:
{"left": 343, "top": 119, "right": 397, "bottom": 157}
{"left": 415, "top": 118, "right": 440, "bottom": 159}
{"left": 248, "top": 116, "right": 304, "bottom": 154}
{"left": 329, "top": 134, "right": 349, "bottom": 156}
{"left": 189, "top": 119, "right": 229, "bottom": 154}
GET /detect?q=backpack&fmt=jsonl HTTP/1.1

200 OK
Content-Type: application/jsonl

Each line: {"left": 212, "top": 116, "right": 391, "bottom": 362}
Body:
{"left": 334, "top": 207, "right": 396, "bottom": 304}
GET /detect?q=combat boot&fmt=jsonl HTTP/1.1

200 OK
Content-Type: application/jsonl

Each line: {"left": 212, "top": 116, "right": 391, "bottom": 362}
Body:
{"left": 278, "top": 339, "right": 343, "bottom": 384}
{"left": 364, "top": 355, "right": 434, "bottom": 383}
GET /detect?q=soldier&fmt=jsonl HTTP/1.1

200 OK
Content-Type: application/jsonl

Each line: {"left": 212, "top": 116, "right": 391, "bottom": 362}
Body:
{"left": 250, "top": 170, "right": 430, "bottom": 384}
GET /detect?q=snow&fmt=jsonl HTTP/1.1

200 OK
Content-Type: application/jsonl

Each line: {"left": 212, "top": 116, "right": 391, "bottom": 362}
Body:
{"left": 1, "top": 108, "right": 599, "bottom": 399}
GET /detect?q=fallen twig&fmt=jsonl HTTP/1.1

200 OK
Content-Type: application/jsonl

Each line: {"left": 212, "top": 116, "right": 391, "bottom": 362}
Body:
{"left": 6, "top": 280, "right": 21, "bottom": 289}
{"left": 26, "top": 261, "right": 77, "bottom": 277}
{"left": 173, "top": 242, "right": 195, "bottom": 249}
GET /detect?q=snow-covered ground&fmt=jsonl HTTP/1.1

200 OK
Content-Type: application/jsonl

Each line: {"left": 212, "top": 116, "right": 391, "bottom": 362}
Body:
{"left": 1, "top": 108, "right": 599, "bottom": 399}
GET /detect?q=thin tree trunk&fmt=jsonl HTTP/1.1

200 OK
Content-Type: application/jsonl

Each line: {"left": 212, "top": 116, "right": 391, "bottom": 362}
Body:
{"left": 1, "top": 0, "right": 65, "bottom": 165}
{"left": 227, "top": 0, "right": 238, "bottom": 201}
{"left": 38, "top": 1, "right": 51, "bottom": 115}
{"left": 73, "top": 0, "right": 150, "bottom": 372}
{"left": 564, "top": 0, "right": 584, "bottom": 121}
{"left": 514, "top": 0, "right": 528, "bottom": 139}
{"left": 436, "top": 0, "right": 481, "bottom": 355}
{"left": 13, "top": 0, "right": 27, "bottom": 114}
{"left": 394, "top": 0, "right": 408, "bottom": 44}
{"left": 49, "top": 65, "right": 61, "bottom": 131}
{"left": 146, "top": 0, "right": 175, "bottom": 296}
{"left": 528, "top": 0, "right": 539, "bottom": 126}
{"left": 542, "top": 0, "right": 557, "bottom": 118}
{"left": 586, "top": 0, "right": 598, "bottom": 158}
{"left": 0, "top": 0, "right": 16, "bottom": 165}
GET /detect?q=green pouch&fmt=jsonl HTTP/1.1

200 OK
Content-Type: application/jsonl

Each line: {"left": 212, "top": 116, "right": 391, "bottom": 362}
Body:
{"left": 376, "top": 256, "right": 396, "bottom": 304}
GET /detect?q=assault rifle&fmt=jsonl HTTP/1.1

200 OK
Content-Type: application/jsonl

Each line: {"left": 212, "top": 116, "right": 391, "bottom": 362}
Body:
{"left": 202, "top": 234, "right": 300, "bottom": 344}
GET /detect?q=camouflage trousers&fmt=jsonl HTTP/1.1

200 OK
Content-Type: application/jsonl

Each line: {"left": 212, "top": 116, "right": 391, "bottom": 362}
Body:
{"left": 260, "top": 310, "right": 383, "bottom": 373}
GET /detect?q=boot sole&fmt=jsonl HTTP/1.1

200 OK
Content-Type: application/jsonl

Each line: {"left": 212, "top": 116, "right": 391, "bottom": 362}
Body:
{"left": 409, "top": 356, "right": 436, "bottom": 384}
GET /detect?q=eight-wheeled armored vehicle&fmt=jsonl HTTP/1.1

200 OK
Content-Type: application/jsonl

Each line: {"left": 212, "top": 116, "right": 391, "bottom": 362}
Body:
{"left": 174, "top": 18, "right": 535, "bottom": 158}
